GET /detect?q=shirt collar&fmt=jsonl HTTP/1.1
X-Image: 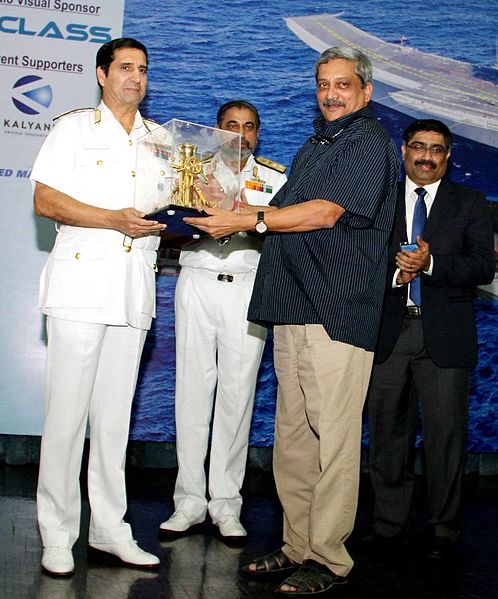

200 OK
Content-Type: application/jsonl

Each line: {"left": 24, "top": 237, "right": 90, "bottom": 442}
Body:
{"left": 313, "top": 106, "right": 372, "bottom": 139}
{"left": 405, "top": 176, "right": 442, "bottom": 200}
{"left": 241, "top": 153, "right": 255, "bottom": 175}
{"left": 99, "top": 101, "right": 144, "bottom": 132}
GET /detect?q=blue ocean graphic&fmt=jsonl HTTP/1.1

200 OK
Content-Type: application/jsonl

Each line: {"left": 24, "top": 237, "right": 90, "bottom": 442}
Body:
{"left": 125, "top": 0, "right": 498, "bottom": 450}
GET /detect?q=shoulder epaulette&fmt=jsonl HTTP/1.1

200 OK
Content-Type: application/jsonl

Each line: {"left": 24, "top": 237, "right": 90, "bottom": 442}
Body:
{"left": 255, "top": 156, "right": 287, "bottom": 173}
{"left": 143, "top": 117, "right": 160, "bottom": 132}
{"left": 53, "top": 107, "right": 96, "bottom": 122}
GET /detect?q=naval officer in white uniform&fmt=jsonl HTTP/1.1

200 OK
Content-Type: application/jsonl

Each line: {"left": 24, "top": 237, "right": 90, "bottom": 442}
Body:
{"left": 32, "top": 38, "right": 165, "bottom": 577}
{"left": 160, "top": 100, "right": 287, "bottom": 541}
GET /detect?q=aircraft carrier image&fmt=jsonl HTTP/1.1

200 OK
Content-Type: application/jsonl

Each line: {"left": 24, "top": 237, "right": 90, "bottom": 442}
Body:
{"left": 285, "top": 13, "right": 498, "bottom": 149}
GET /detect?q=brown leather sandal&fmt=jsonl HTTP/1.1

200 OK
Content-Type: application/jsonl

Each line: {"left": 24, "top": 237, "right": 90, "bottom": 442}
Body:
{"left": 241, "top": 548, "right": 299, "bottom": 578}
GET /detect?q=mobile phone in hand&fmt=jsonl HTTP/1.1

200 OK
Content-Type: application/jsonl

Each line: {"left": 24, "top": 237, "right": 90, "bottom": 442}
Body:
{"left": 400, "top": 242, "right": 419, "bottom": 252}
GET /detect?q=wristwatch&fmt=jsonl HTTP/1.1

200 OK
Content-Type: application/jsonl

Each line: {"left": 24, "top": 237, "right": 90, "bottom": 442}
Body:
{"left": 255, "top": 211, "right": 268, "bottom": 234}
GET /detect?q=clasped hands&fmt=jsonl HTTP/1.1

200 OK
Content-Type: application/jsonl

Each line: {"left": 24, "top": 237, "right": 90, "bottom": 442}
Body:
{"left": 396, "top": 236, "right": 431, "bottom": 285}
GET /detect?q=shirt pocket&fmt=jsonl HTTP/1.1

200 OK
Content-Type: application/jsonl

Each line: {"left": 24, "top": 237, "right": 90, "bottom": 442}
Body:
{"left": 43, "top": 241, "right": 107, "bottom": 308}
{"left": 78, "top": 146, "right": 120, "bottom": 182}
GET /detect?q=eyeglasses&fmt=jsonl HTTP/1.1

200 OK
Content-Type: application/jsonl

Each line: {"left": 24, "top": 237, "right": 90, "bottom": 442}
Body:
{"left": 406, "top": 142, "right": 447, "bottom": 155}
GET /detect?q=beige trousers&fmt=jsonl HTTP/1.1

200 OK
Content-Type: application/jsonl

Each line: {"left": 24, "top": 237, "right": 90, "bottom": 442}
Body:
{"left": 273, "top": 324, "right": 373, "bottom": 577}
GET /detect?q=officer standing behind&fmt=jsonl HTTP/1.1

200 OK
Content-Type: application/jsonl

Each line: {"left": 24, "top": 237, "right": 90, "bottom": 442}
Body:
{"left": 366, "top": 119, "right": 495, "bottom": 559}
{"left": 32, "top": 38, "right": 164, "bottom": 577}
{"left": 160, "top": 100, "right": 287, "bottom": 542}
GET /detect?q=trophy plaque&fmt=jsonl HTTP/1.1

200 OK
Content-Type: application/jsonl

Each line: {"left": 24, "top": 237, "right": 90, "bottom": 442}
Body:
{"left": 135, "top": 119, "right": 242, "bottom": 237}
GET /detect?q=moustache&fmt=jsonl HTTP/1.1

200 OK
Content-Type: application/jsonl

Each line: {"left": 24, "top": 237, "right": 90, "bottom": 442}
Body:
{"left": 323, "top": 98, "right": 346, "bottom": 108}
{"left": 415, "top": 159, "right": 437, "bottom": 169}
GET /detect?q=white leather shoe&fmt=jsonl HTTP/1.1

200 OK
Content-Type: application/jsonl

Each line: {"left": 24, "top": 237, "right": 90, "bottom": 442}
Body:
{"left": 88, "top": 539, "right": 159, "bottom": 569}
{"left": 41, "top": 546, "right": 74, "bottom": 577}
{"left": 159, "top": 510, "right": 204, "bottom": 533}
{"left": 217, "top": 515, "right": 247, "bottom": 539}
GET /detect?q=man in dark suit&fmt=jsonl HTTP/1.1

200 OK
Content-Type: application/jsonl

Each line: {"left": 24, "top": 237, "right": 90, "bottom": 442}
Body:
{"left": 367, "top": 119, "right": 495, "bottom": 559}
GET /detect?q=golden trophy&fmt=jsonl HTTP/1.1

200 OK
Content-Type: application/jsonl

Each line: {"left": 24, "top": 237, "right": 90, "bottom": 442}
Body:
{"left": 132, "top": 119, "right": 241, "bottom": 239}
{"left": 170, "top": 143, "right": 210, "bottom": 207}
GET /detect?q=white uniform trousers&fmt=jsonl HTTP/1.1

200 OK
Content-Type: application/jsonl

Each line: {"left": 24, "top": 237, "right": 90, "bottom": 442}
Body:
{"left": 37, "top": 316, "right": 147, "bottom": 548}
{"left": 173, "top": 267, "right": 266, "bottom": 523}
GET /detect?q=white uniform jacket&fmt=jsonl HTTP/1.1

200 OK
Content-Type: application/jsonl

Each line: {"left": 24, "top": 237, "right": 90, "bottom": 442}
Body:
{"left": 31, "top": 103, "right": 161, "bottom": 330}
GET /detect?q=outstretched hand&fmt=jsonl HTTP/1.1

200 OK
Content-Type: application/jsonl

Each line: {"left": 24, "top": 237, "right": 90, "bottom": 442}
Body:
{"left": 110, "top": 208, "right": 166, "bottom": 238}
{"left": 184, "top": 206, "right": 248, "bottom": 239}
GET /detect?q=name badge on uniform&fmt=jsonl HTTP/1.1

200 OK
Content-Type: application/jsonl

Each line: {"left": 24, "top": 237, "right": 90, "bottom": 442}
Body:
{"left": 245, "top": 166, "right": 273, "bottom": 194}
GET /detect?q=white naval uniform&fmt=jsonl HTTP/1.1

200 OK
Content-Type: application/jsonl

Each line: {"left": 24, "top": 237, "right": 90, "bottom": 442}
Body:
{"left": 173, "top": 154, "right": 286, "bottom": 523}
{"left": 31, "top": 102, "right": 160, "bottom": 549}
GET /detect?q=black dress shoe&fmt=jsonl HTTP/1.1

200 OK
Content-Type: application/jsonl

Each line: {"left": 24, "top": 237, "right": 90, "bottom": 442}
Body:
{"left": 426, "top": 536, "right": 456, "bottom": 561}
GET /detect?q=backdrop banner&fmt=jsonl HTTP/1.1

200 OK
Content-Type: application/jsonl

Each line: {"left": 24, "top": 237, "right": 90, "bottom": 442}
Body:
{"left": 0, "top": 0, "right": 125, "bottom": 434}
{"left": 1, "top": 0, "right": 497, "bottom": 453}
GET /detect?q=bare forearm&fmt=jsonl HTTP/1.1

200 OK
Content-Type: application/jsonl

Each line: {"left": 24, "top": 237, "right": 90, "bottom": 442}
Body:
{"left": 186, "top": 199, "right": 344, "bottom": 239}
{"left": 257, "top": 200, "right": 344, "bottom": 233}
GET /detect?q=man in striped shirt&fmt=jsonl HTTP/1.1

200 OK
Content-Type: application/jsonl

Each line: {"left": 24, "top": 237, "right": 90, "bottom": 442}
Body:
{"left": 186, "top": 46, "right": 399, "bottom": 595}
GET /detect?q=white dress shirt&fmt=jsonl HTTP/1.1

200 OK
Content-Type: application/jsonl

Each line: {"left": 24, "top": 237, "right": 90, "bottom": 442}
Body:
{"left": 393, "top": 176, "right": 442, "bottom": 300}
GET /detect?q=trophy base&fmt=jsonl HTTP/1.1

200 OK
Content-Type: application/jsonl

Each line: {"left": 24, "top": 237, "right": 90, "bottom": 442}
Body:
{"left": 146, "top": 204, "right": 208, "bottom": 237}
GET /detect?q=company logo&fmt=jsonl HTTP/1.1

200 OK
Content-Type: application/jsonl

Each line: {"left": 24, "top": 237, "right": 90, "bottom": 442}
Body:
{"left": 0, "top": 16, "right": 112, "bottom": 43}
{"left": 12, "top": 76, "right": 53, "bottom": 115}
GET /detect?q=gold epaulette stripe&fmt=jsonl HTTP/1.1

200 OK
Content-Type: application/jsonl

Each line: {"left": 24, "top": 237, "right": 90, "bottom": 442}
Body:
{"left": 255, "top": 156, "right": 287, "bottom": 173}
{"left": 53, "top": 107, "right": 94, "bottom": 122}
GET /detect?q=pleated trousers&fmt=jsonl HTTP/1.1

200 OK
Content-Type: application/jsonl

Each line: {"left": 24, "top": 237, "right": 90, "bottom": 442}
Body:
{"left": 273, "top": 324, "right": 373, "bottom": 577}
{"left": 173, "top": 267, "right": 266, "bottom": 523}
{"left": 37, "top": 316, "right": 146, "bottom": 548}
{"left": 368, "top": 317, "right": 469, "bottom": 540}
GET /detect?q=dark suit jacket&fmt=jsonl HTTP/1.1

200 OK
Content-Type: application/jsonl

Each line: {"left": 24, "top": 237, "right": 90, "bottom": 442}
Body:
{"left": 375, "top": 179, "right": 495, "bottom": 368}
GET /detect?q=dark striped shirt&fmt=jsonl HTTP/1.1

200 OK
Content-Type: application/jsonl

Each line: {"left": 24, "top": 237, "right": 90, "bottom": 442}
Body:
{"left": 248, "top": 107, "right": 399, "bottom": 351}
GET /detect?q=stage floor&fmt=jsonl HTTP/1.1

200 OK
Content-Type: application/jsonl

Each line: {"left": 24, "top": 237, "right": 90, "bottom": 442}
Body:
{"left": 1, "top": 462, "right": 497, "bottom": 598}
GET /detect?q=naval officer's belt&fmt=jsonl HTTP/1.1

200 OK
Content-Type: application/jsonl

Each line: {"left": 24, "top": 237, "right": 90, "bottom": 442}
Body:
{"left": 405, "top": 305, "right": 422, "bottom": 318}
{"left": 182, "top": 267, "right": 256, "bottom": 283}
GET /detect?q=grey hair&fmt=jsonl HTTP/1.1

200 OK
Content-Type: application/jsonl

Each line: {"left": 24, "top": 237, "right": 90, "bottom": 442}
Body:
{"left": 314, "top": 47, "right": 373, "bottom": 87}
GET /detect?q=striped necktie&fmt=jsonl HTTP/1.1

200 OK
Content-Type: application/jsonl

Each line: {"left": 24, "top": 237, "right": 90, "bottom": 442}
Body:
{"left": 409, "top": 187, "right": 427, "bottom": 306}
